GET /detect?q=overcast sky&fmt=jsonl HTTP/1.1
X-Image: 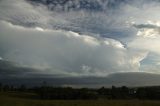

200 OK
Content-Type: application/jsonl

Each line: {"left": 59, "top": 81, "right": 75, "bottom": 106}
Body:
{"left": 0, "top": 0, "right": 160, "bottom": 87}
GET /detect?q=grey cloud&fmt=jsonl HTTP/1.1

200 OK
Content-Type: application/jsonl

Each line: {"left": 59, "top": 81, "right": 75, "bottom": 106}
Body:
{"left": 0, "top": 21, "right": 146, "bottom": 77}
{"left": 1, "top": 72, "right": 160, "bottom": 87}
{"left": 1, "top": 0, "right": 160, "bottom": 38}
{"left": 0, "top": 0, "right": 135, "bottom": 41}
{"left": 27, "top": 0, "right": 128, "bottom": 11}
{"left": 1, "top": 0, "right": 160, "bottom": 85}
{"left": 133, "top": 24, "right": 160, "bottom": 29}
{"left": 0, "top": 59, "right": 67, "bottom": 78}
{"left": 0, "top": 59, "right": 36, "bottom": 77}
{"left": 1, "top": 0, "right": 160, "bottom": 43}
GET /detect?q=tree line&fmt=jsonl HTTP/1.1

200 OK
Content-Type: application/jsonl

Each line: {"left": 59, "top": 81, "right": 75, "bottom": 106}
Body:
{"left": 0, "top": 82, "right": 160, "bottom": 100}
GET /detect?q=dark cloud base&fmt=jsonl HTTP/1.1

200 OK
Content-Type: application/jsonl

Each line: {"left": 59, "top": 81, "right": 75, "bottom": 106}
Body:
{"left": 1, "top": 72, "right": 160, "bottom": 88}
{"left": 1, "top": 56, "right": 160, "bottom": 88}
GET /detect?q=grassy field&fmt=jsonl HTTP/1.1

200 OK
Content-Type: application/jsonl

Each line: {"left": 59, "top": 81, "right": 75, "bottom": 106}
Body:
{"left": 0, "top": 92, "right": 160, "bottom": 106}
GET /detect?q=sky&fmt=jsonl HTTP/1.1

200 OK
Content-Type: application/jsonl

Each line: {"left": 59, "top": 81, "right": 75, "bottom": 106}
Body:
{"left": 0, "top": 0, "right": 160, "bottom": 87}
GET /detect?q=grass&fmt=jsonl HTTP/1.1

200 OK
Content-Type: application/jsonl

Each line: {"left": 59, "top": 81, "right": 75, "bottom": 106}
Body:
{"left": 0, "top": 92, "right": 160, "bottom": 106}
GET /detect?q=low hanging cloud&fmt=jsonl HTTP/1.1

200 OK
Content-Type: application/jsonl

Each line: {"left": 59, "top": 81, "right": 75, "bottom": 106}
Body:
{"left": 0, "top": 21, "right": 147, "bottom": 77}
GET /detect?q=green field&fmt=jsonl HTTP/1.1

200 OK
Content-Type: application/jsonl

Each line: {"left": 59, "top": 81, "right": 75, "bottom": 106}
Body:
{"left": 0, "top": 92, "right": 160, "bottom": 106}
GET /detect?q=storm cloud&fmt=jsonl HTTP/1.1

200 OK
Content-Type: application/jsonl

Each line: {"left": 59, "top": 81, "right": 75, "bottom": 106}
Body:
{"left": 0, "top": 21, "right": 146, "bottom": 77}
{"left": 0, "top": 0, "right": 160, "bottom": 86}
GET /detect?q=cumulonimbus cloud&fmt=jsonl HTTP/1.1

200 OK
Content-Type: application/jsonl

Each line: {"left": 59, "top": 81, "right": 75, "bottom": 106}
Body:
{"left": 0, "top": 20, "right": 148, "bottom": 77}
{"left": 1, "top": 0, "right": 160, "bottom": 78}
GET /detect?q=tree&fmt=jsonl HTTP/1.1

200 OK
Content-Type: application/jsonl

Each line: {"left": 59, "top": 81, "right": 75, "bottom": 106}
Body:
{"left": 3, "top": 85, "right": 10, "bottom": 92}
{"left": 19, "top": 84, "right": 26, "bottom": 92}
{"left": 0, "top": 83, "right": 2, "bottom": 92}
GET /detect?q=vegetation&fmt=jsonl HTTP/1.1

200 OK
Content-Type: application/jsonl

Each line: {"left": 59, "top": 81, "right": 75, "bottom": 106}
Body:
{"left": 1, "top": 92, "right": 160, "bottom": 106}
{"left": 1, "top": 83, "right": 160, "bottom": 100}
{"left": 1, "top": 83, "right": 160, "bottom": 106}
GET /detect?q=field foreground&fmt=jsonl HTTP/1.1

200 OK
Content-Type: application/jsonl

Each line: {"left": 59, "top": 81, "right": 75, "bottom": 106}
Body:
{"left": 0, "top": 92, "right": 160, "bottom": 106}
